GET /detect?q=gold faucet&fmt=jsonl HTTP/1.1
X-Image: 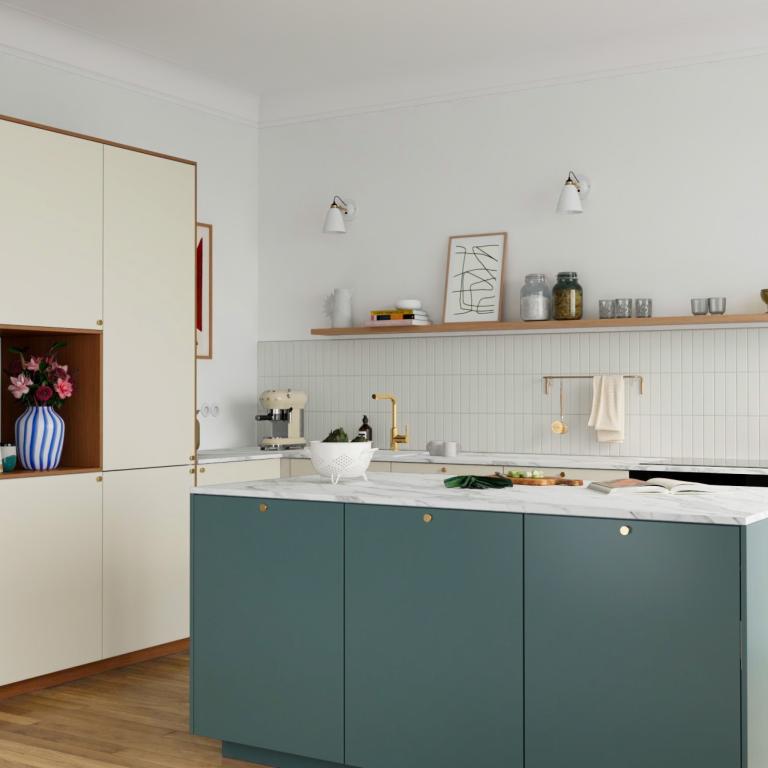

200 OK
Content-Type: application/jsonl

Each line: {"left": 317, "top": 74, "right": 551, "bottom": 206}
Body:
{"left": 371, "top": 393, "right": 409, "bottom": 451}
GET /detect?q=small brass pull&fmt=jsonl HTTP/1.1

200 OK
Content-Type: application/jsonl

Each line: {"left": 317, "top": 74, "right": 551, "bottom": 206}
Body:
{"left": 440, "top": 467, "right": 447, "bottom": 473}
{"left": 96, "top": 476, "right": 102, "bottom": 483}
{"left": 259, "top": 503, "right": 268, "bottom": 513}
{"left": 189, "top": 455, "right": 195, "bottom": 462}
{"left": 189, "top": 468, "right": 195, "bottom": 474}
{"left": 559, "top": 471, "right": 566, "bottom": 478}
{"left": 96, "top": 319, "right": 103, "bottom": 326}
{"left": 199, "top": 467, "right": 206, "bottom": 474}
{"left": 423, "top": 513, "right": 433, "bottom": 523}
{"left": 619, "top": 525, "right": 632, "bottom": 536}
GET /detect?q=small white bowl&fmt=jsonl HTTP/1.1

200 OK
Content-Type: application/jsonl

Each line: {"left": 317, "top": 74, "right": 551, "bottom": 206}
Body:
{"left": 396, "top": 299, "right": 422, "bottom": 310}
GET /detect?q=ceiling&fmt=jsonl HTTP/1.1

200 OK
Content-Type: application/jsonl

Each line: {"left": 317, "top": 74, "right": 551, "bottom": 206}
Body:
{"left": 4, "top": 0, "right": 768, "bottom": 113}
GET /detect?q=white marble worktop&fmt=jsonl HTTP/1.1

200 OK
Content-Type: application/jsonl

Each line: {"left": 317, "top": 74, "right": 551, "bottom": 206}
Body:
{"left": 191, "top": 472, "right": 768, "bottom": 526}
{"left": 197, "top": 446, "right": 768, "bottom": 475}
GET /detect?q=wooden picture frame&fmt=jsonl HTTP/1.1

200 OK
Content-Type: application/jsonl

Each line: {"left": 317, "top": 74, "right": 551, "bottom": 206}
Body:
{"left": 442, "top": 232, "right": 507, "bottom": 323}
{"left": 196, "top": 222, "right": 213, "bottom": 359}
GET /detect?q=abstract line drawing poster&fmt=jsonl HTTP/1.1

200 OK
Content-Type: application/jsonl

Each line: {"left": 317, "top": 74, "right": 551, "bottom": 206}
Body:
{"left": 442, "top": 232, "right": 507, "bottom": 323}
{"left": 196, "top": 222, "right": 213, "bottom": 359}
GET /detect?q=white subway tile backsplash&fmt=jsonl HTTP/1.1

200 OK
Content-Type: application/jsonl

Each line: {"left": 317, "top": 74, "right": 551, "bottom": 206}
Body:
{"left": 258, "top": 327, "right": 766, "bottom": 460}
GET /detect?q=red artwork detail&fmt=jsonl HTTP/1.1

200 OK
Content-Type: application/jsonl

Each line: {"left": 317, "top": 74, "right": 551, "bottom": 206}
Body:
{"left": 196, "top": 236, "right": 204, "bottom": 332}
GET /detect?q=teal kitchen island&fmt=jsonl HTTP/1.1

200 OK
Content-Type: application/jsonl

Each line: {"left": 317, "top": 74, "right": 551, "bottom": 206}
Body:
{"left": 190, "top": 473, "right": 768, "bottom": 768}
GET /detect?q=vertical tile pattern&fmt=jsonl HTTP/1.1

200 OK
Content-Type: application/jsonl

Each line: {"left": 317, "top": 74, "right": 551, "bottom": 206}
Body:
{"left": 257, "top": 328, "right": 768, "bottom": 461}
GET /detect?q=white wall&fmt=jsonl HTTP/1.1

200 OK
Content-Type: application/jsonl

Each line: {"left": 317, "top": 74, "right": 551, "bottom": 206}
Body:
{"left": 0, "top": 50, "right": 259, "bottom": 449}
{"left": 258, "top": 54, "right": 768, "bottom": 340}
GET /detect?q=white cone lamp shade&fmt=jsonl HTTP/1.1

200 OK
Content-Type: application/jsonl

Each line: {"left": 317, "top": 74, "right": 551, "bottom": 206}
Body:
{"left": 556, "top": 178, "right": 583, "bottom": 214}
{"left": 323, "top": 203, "right": 346, "bottom": 233}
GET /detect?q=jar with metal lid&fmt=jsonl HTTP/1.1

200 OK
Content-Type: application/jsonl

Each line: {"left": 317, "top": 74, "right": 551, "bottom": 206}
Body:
{"left": 553, "top": 272, "right": 583, "bottom": 320}
{"left": 520, "top": 273, "right": 551, "bottom": 321}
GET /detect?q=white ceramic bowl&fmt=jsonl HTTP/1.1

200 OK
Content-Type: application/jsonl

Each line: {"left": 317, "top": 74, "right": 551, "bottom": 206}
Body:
{"left": 396, "top": 299, "right": 422, "bottom": 310}
{"left": 308, "top": 441, "right": 377, "bottom": 484}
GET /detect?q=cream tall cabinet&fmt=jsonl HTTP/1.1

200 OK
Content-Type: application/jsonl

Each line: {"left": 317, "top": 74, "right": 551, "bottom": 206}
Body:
{"left": 0, "top": 474, "right": 102, "bottom": 686}
{"left": 102, "top": 466, "right": 194, "bottom": 658}
{"left": 103, "top": 147, "right": 196, "bottom": 470}
{"left": 0, "top": 120, "right": 103, "bottom": 330}
{"left": 0, "top": 116, "right": 196, "bottom": 689}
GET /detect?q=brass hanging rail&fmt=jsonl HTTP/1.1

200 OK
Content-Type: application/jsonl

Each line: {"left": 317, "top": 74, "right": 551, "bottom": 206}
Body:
{"left": 543, "top": 375, "right": 645, "bottom": 395}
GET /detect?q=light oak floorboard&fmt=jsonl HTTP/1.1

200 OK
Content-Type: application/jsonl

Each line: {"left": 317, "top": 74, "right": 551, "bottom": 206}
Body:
{"left": 0, "top": 655, "right": 257, "bottom": 768}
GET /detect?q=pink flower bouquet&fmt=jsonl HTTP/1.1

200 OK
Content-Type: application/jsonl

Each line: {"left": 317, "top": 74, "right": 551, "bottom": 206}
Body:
{"left": 5, "top": 342, "right": 75, "bottom": 409}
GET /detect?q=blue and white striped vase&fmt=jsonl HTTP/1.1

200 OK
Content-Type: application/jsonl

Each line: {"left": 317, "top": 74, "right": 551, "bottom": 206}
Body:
{"left": 15, "top": 406, "right": 65, "bottom": 471}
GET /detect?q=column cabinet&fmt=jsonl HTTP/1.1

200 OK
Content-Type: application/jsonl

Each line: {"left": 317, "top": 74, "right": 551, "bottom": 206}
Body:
{"left": 0, "top": 473, "right": 102, "bottom": 686}
{"left": 103, "top": 145, "right": 196, "bottom": 471}
{"left": 345, "top": 504, "right": 524, "bottom": 768}
{"left": 524, "top": 514, "right": 741, "bottom": 768}
{"left": 0, "top": 120, "right": 103, "bottom": 330}
{"left": 102, "top": 466, "right": 193, "bottom": 658}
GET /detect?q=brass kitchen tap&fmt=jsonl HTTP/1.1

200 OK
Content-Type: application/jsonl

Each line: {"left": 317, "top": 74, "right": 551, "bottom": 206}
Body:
{"left": 371, "top": 393, "right": 409, "bottom": 451}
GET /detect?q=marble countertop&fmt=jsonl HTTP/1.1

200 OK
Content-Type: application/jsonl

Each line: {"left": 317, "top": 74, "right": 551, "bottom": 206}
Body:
{"left": 191, "top": 472, "right": 768, "bottom": 526}
{"left": 197, "top": 446, "right": 768, "bottom": 475}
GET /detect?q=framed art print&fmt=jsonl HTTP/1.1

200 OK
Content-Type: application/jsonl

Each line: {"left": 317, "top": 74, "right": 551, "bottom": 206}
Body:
{"left": 442, "top": 232, "right": 507, "bottom": 323}
{"left": 196, "top": 222, "right": 213, "bottom": 359}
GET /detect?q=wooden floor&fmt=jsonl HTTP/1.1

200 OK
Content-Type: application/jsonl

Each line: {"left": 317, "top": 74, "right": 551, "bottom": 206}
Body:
{"left": 0, "top": 654, "right": 253, "bottom": 768}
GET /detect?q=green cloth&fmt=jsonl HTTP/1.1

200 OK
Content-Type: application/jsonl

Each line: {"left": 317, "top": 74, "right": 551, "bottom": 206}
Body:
{"left": 443, "top": 475, "right": 513, "bottom": 490}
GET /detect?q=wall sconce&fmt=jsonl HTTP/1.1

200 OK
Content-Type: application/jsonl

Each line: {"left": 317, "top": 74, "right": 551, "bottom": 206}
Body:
{"left": 323, "top": 196, "right": 357, "bottom": 234}
{"left": 556, "top": 172, "right": 591, "bottom": 214}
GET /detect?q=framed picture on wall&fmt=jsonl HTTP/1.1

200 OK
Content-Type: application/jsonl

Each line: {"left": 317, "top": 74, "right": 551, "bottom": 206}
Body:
{"left": 442, "top": 232, "right": 507, "bottom": 323}
{"left": 196, "top": 222, "right": 213, "bottom": 359}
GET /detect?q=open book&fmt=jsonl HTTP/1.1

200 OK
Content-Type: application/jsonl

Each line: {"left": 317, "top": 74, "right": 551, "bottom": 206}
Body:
{"left": 589, "top": 477, "right": 713, "bottom": 495}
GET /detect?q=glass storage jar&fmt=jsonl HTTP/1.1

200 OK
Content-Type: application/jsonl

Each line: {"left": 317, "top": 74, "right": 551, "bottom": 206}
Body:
{"left": 520, "top": 273, "right": 551, "bottom": 321}
{"left": 553, "top": 272, "right": 583, "bottom": 320}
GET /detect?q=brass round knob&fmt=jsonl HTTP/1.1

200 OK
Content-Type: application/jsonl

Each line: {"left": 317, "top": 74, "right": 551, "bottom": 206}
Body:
{"left": 559, "top": 471, "right": 566, "bottom": 478}
{"left": 259, "top": 503, "right": 268, "bottom": 513}
{"left": 440, "top": 467, "right": 447, "bottom": 473}
{"left": 189, "top": 468, "right": 195, "bottom": 474}
{"left": 619, "top": 525, "right": 632, "bottom": 536}
{"left": 423, "top": 513, "right": 433, "bottom": 523}
{"left": 189, "top": 455, "right": 195, "bottom": 462}
{"left": 96, "top": 319, "right": 103, "bottom": 326}
{"left": 96, "top": 476, "right": 102, "bottom": 483}
{"left": 199, "top": 467, "right": 206, "bottom": 473}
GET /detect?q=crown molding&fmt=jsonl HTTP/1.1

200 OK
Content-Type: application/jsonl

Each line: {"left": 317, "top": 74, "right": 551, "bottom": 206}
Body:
{"left": 258, "top": 44, "right": 768, "bottom": 129}
{"left": 0, "top": 3, "right": 259, "bottom": 126}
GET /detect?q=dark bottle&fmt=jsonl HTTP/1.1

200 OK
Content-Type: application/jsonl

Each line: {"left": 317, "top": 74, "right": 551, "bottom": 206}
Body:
{"left": 358, "top": 415, "right": 373, "bottom": 442}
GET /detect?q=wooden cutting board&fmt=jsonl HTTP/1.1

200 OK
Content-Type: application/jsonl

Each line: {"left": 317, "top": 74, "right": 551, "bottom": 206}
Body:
{"left": 493, "top": 473, "right": 584, "bottom": 487}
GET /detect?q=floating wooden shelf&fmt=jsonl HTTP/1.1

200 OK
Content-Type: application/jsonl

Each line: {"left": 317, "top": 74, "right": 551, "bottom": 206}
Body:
{"left": 1, "top": 324, "right": 102, "bottom": 473}
{"left": 0, "top": 467, "right": 101, "bottom": 480}
{"left": 311, "top": 314, "right": 768, "bottom": 336}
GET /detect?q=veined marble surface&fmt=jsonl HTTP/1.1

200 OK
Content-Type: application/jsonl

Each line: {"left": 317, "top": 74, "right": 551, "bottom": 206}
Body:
{"left": 191, "top": 472, "right": 768, "bottom": 526}
{"left": 197, "top": 446, "right": 768, "bottom": 475}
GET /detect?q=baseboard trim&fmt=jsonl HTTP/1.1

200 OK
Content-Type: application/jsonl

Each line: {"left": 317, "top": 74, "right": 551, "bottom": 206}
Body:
{"left": 0, "top": 638, "right": 190, "bottom": 701}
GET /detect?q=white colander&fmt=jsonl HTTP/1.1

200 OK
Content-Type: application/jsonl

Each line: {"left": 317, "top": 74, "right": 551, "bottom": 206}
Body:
{"left": 307, "top": 441, "right": 377, "bottom": 484}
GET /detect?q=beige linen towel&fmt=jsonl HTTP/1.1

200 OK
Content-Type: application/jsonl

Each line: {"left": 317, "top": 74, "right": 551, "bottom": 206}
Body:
{"left": 588, "top": 375, "right": 625, "bottom": 443}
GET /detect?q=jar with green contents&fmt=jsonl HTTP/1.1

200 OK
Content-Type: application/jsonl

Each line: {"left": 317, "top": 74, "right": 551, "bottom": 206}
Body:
{"left": 553, "top": 272, "right": 583, "bottom": 320}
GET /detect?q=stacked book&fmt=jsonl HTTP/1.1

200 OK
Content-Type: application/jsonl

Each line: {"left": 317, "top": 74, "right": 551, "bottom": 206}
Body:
{"left": 365, "top": 308, "right": 432, "bottom": 327}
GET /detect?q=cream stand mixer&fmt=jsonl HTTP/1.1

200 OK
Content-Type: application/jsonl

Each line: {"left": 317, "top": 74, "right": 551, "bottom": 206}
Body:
{"left": 255, "top": 389, "right": 308, "bottom": 450}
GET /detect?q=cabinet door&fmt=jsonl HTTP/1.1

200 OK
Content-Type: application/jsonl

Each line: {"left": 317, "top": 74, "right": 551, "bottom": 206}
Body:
{"left": 196, "top": 458, "right": 280, "bottom": 485}
{"left": 0, "top": 473, "right": 101, "bottom": 685}
{"left": 395, "top": 462, "right": 495, "bottom": 475}
{"left": 191, "top": 496, "right": 343, "bottom": 764}
{"left": 525, "top": 515, "right": 741, "bottom": 768}
{"left": 103, "top": 146, "right": 195, "bottom": 470}
{"left": 345, "top": 504, "right": 523, "bottom": 768}
{"left": 0, "top": 120, "right": 102, "bottom": 329}
{"left": 102, "top": 466, "right": 192, "bottom": 657}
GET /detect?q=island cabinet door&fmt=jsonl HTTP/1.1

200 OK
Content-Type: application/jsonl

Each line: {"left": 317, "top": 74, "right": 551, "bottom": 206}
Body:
{"left": 525, "top": 515, "right": 742, "bottom": 768}
{"left": 345, "top": 504, "right": 523, "bottom": 768}
{"left": 191, "top": 496, "right": 344, "bottom": 765}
